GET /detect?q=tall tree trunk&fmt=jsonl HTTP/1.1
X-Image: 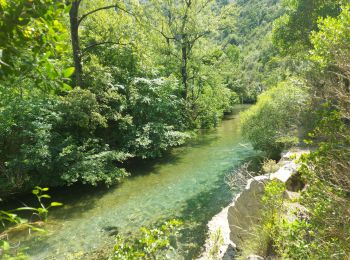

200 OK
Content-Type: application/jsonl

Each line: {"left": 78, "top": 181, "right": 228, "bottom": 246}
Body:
{"left": 69, "top": 1, "right": 82, "bottom": 87}
{"left": 181, "top": 44, "right": 188, "bottom": 99}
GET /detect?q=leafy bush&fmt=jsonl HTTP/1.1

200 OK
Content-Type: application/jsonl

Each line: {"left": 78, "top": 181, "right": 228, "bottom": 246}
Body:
{"left": 265, "top": 4, "right": 350, "bottom": 258}
{"left": 56, "top": 139, "right": 130, "bottom": 186}
{"left": 241, "top": 79, "right": 310, "bottom": 157}
{"left": 126, "top": 77, "right": 190, "bottom": 158}
{"left": 0, "top": 97, "right": 58, "bottom": 193}
{"left": 193, "top": 85, "right": 236, "bottom": 128}
{"left": 0, "top": 92, "right": 130, "bottom": 194}
{"left": 272, "top": 109, "right": 350, "bottom": 258}
{"left": 110, "top": 220, "right": 182, "bottom": 259}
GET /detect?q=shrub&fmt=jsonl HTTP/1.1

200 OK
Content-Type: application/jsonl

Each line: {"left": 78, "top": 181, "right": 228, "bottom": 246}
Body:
{"left": 237, "top": 180, "right": 286, "bottom": 259}
{"left": 265, "top": 5, "right": 350, "bottom": 258}
{"left": 0, "top": 97, "right": 58, "bottom": 193}
{"left": 241, "top": 79, "right": 310, "bottom": 157}
{"left": 110, "top": 220, "right": 182, "bottom": 259}
{"left": 261, "top": 159, "right": 279, "bottom": 174}
{"left": 0, "top": 92, "right": 130, "bottom": 194}
{"left": 126, "top": 77, "right": 190, "bottom": 158}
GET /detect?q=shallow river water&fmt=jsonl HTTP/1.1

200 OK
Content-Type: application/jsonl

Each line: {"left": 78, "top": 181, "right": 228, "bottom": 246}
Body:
{"left": 12, "top": 105, "right": 260, "bottom": 259}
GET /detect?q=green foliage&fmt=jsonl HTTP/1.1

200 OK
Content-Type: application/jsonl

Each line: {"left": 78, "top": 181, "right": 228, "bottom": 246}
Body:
{"left": 110, "top": 219, "right": 182, "bottom": 260}
{"left": 0, "top": 97, "right": 56, "bottom": 192}
{"left": 0, "top": 93, "right": 131, "bottom": 193}
{"left": 310, "top": 3, "right": 350, "bottom": 67}
{"left": 263, "top": 3, "right": 350, "bottom": 258}
{"left": 277, "top": 105, "right": 350, "bottom": 257}
{"left": 208, "top": 228, "right": 224, "bottom": 260}
{"left": 59, "top": 88, "right": 107, "bottom": 130}
{"left": 272, "top": 0, "right": 341, "bottom": 54}
{"left": 0, "top": 0, "right": 70, "bottom": 93}
{"left": 241, "top": 79, "right": 310, "bottom": 157}
{"left": 262, "top": 180, "right": 286, "bottom": 219}
{"left": 0, "top": 187, "right": 62, "bottom": 259}
{"left": 231, "top": 0, "right": 287, "bottom": 102}
{"left": 0, "top": 0, "right": 242, "bottom": 194}
{"left": 238, "top": 180, "right": 286, "bottom": 258}
{"left": 193, "top": 85, "right": 236, "bottom": 128}
{"left": 15, "top": 186, "right": 62, "bottom": 221}
{"left": 142, "top": 0, "right": 239, "bottom": 126}
{"left": 57, "top": 140, "right": 130, "bottom": 186}
{"left": 272, "top": 137, "right": 350, "bottom": 258}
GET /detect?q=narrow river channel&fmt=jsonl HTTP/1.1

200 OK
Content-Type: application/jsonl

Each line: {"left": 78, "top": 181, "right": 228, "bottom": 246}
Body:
{"left": 13, "top": 105, "right": 260, "bottom": 259}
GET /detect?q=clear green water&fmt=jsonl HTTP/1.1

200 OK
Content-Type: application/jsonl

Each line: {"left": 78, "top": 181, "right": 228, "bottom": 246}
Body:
{"left": 18, "top": 105, "right": 259, "bottom": 259}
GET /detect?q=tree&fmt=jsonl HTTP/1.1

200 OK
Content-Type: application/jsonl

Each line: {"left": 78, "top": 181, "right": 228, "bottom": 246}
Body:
{"left": 68, "top": 0, "right": 132, "bottom": 87}
{"left": 272, "top": 0, "right": 341, "bottom": 55}
{"left": 144, "top": 0, "right": 236, "bottom": 100}
{"left": 0, "top": 0, "right": 69, "bottom": 95}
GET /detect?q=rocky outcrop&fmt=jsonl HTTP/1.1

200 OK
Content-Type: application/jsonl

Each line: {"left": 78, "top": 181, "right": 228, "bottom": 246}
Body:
{"left": 228, "top": 150, "right": 306, "bottom": 248}
{"left": 198, "top": 205, "right": 235, "bottom": 260}
{"left": 199, "top": 149, "right": 308, "bottom": 259}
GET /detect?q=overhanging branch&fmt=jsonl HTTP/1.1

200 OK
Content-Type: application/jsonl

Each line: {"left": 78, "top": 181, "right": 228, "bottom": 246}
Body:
{"left": 78, "top": 4, "right": 132, "bottom": 26}
{"left": 81, "top": 41, "right": 129, "bottom": 55}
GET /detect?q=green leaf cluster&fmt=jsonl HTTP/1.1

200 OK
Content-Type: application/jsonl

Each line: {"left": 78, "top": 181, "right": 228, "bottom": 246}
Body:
{"left": 110, "top": 220, "right": 182, "bottom": 260}
{"left": 241, "top": 79, "right": 310, "bottom": 157}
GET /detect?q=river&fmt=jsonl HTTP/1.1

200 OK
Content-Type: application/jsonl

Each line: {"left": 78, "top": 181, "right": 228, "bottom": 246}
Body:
{"left": 9, "top": 105, "right": 260, "bottom": 259}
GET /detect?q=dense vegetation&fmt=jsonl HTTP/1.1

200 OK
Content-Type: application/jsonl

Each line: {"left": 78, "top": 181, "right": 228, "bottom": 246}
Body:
{"left": 241, "top": 0, "right": 350, "bottom": 258}
{"left": 0, "top": 0, "right": 239, "bottom": 196}
{"left": 1, "top": 0, "right": 350, "bottom": 258}
{"left": 230, "top": 0, "right": 286, "bottom": 102}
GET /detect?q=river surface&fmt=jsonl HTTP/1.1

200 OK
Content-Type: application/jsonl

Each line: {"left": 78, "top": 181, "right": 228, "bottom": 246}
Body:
{"left": 9, "top": 105, "right": 260, "bottom": 259}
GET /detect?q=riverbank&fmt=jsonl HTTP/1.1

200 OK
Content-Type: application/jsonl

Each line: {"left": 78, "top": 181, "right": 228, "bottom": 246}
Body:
{"left": 2, "top": 105, "right": 261, "bottom": 259}
{"left": 200, "top": 149, "right": 309, "bottom": 259}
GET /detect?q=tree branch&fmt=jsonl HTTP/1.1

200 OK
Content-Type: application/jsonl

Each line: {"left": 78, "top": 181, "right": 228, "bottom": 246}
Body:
{"left": 78, "top": 4, "right": 132, "bottom": 26}
{"left": 81, "top": 41, "right": 128, "bottom": 55}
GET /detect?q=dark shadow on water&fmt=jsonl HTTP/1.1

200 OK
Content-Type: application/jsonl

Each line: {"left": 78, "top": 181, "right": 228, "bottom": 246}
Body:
{"left": 125, "top": 132, "right": 220, "bottom": 178}
{"left": 0, "top": 183, "right": 116, "bottom": 240}
{"left": 175, "top": 154, "right": 262, "bottom": 260}
{"left": 176, "top": 172, "right": 232, "bottom": 259}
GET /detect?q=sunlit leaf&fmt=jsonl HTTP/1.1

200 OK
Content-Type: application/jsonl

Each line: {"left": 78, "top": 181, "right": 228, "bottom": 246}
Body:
{"left": 63, "top": 67, "right": 75, "bottom": 78}
{"left": 62, "top": 83, "right": 73, "bottom": 91}
{"left": 50, "top": 202, "right": 63, "bottom": 207}
{"left": 39, "top": 194, "right": 51, "bottom": 199}
{"left": 0, "top": 240, "right": 10, "bottom": 251}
